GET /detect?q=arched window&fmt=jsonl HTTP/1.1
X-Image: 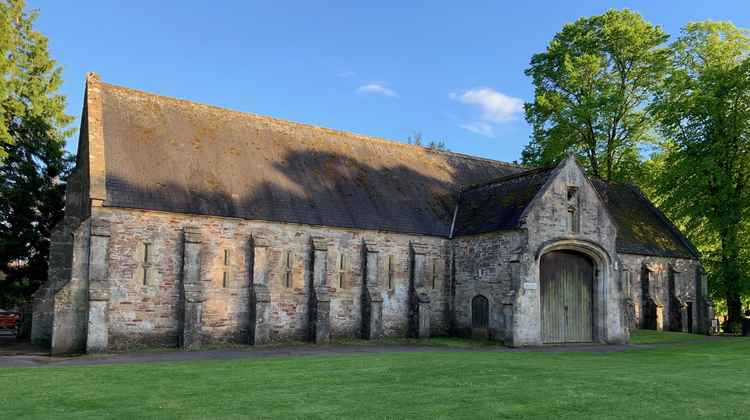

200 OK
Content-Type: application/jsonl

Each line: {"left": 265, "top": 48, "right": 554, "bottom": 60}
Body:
{"left": 471, "top": 295, "right": 489, "bottom": 329}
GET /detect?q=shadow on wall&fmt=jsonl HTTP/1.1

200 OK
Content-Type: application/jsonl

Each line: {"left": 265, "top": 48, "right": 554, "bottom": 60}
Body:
{"left": 103, "top": 149, "right": 504, "bottom": 235}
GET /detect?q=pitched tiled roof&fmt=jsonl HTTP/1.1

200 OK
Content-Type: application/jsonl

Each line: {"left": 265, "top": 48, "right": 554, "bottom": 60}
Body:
{"left": 83, "top": 78, "right": 699, "bottom": 258}
{"left": 452, "top": 166, "right": 698, "bottom": 260}
{"left": 452, "top": 167, "right": 556, "bottom": 236}
{"left": 95, "top": 80, "right": 525, "bottom": 236}
{"left": 592, "top": 180, "right": 699, "bottom": 259}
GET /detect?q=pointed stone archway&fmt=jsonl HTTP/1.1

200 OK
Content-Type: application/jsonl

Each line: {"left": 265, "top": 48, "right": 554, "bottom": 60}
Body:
{"left": 534, "top": 239, "right": 620, "bottom": 344}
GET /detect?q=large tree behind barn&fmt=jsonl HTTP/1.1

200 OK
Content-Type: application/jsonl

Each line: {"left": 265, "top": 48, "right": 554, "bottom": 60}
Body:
{"left": 522, "top": 9, "right": 669, "bottom": 183}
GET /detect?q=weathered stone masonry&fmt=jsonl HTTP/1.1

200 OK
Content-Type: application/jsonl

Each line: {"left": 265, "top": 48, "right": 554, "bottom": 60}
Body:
{"left": 32, "top": 75, "right": 712, "bottom": 353}
{"left": 42, "top": 207, "right": 450, "bottom": 351}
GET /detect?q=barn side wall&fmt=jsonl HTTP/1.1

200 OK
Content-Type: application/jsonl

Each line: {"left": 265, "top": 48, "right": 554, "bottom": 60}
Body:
{"left": 452, "top": 230, "right": 525, "bottom": 343}
{"left": 95, "top": 207, "right": 450, "bottom": 350}
{"left": 618, "top": 253, "right": 709, "bottom": 334}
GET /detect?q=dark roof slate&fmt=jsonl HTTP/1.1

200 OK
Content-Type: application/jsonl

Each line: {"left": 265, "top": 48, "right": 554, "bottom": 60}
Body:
{"left": 592, "top": 180, "right": 698, "bottom": 259}
{"left": 452, "top": 167, "right": 555, "bottom": 236}
{"left": 89, "top": 79, "right": 699, "bottom": 259}
{"left": 97, "top": 81, "right": 525, "bottom": 236}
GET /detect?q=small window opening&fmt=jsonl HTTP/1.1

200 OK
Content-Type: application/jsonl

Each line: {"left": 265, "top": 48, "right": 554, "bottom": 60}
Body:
{"left": 568, "top": 206, "right": 580, "bottom": 233}
{"left": 221, "top": 249, "right": 230, "bottom": 288}
{"left": 431, "top": 259, "right": 438, "bottom": 289}
{"left": 142, "top": 243, "right": 151, "bottom": 286}
{"left": 337, "top": 254, "right": 345, "bottom": 289}
{"left": 284, "top": 251, "right": 292, "bottom": 288}
{"left": 387, "top": 255, "right": 394, "bottom": 290}
{"left": 567, "top": 186, "right": 578, "bottom": 201}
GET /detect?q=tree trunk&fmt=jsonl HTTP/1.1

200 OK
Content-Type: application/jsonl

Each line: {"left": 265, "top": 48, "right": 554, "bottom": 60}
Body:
{"left": 726, "top": 293, "right": 743, "bottom": 327}
{"left": 587, "top": 147, "right": 600, "bottom": 179}
{"left": 721, "top": 226, "right": 743, "bottom": 325}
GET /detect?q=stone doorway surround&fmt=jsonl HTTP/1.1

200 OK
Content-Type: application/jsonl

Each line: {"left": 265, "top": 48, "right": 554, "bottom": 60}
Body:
{"left": 532, "top": 238, "right": 616, "bottom": 345}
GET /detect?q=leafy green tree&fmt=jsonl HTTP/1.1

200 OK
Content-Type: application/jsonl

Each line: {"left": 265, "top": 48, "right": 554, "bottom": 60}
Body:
{"left": 0, "top": 0, "right": 72, "bottom": 308}
{"left": 649, "top": 22, "right": 750, "bottom": 325}
{"left": 522, "top": 9, "right": 669, "bottom": 182}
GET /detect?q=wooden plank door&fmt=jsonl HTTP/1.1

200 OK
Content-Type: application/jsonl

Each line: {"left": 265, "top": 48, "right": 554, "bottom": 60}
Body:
{"left": 471, "top": 295, "right": 489, "bottom": 339}
{"left": 541, "top": 251, "right": 593, "bottom": 343}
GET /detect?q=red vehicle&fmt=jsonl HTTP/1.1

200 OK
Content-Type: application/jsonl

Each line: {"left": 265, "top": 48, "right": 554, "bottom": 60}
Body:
{"left": 0, "top": 312, "right": 19, "bottom": 331}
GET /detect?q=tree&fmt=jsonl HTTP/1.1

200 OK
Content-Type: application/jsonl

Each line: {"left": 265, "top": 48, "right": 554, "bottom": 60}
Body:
{"left": 649, "top": 22, "right": 750, "bottom": 326}
{"left": 0, "top": 0, "right": 72, "bottom": 308}
{"left": 522, "top": 9, "right": 669, "bottom": 182}
{"left": 407, "top": 132, "right": 449, "bottom": 151}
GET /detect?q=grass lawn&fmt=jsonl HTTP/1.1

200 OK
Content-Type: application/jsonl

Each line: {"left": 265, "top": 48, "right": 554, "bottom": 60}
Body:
{"left": 628, "top": 328, "right": 708, "bottom": 344}
{"left": 2, "top": 331, "right": 749, "bottom": 419}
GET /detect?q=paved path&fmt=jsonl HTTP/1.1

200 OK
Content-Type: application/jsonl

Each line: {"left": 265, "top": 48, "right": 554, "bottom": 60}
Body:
{"left": 0, "top": 340, "right": 651, "bottom": 368}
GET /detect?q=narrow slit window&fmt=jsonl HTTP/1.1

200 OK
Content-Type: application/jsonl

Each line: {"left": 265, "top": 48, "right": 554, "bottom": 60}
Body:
{"left": 337, "top": 254, "right": 345, "bottom": 289}
{"left": 142, "top": 243, "right": 151, "bottom": 286}
{"left": 568, "top": 207, "right": 580, "bottom": 233}
{"left": 284, "top": 251, "right": 292, "bottom": 288}
{"left": 431, "top": 259, "right": 438, "bottom": 289}
{"left": 221, "top": 249, "right": 230, "bottom": 288}
{"left": 387, "top": 255, "right": 394, "bottom": 290}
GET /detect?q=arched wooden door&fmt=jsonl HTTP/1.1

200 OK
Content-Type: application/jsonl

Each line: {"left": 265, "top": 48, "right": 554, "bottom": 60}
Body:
{"left": 540, "top": 250, "right": 594, "bottom": 343}
{"left": 471, "top": 295, "right": 489, "bottom": 338}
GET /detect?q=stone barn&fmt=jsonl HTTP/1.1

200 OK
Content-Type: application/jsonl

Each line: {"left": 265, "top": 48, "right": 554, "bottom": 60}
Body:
{"left": 31, "top": 74, "right": 713, "bottom": 354}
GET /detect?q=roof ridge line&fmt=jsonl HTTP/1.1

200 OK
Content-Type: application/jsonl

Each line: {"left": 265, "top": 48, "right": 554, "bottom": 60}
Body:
{"left": 460, "top": 165, "right": 553, "bottom": 193}
{"left": 97, "top": 79, "right": 525, "bottom": 169}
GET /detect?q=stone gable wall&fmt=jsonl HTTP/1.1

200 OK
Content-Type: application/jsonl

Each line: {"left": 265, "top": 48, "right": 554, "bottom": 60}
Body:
{"left": 517, "top": 158, "right": 624, "bottom": 345}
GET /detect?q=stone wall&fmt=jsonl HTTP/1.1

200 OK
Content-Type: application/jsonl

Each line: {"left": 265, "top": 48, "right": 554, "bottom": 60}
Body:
{"left": 619, "top": 253, "right": 706, "bottom": 333}
{"left": 49, "top": 221, "right": 90, "bottom": 354}
{"left": 32, "top": 167, "right": 85, "bottom": 350}
{"left": 30, "top": 225, "right": 68, "bottom": 347}
{"left": 452, "top": 230, "right": 524, "bottom": 342}
{"left": 98, "top": 207, "right": 451, "bottom": 350}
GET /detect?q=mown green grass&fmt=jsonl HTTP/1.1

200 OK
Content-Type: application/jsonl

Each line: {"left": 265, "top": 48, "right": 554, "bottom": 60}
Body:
{"left": 2, "top": 333, "right": 748, "bottom": 419}
{"left": 628, "top": 328, "right": 706, "bottom": 344}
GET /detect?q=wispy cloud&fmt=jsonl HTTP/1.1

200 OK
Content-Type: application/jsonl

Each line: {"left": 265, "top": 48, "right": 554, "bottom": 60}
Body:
{"left": 459, "top": 121, "right": 495, "bottom": 137}
{"left": 450, "top": 88, "right": 524, "bottom": 137}
{"left": 357, "top": 82, "right": 399, "bottom": 98}
{"left": 337, "top": 70, "right": 356, "bottom": 78}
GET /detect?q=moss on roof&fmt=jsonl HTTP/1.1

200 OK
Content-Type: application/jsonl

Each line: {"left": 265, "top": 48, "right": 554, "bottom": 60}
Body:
{"left": 452, "top": 167, "right": 555, "bottom": 236}
{"left": 95, "top": 79, "right": 525, "bottom": 237}
{"left": 592, "top": 180, "right": 698, "bottom": 258}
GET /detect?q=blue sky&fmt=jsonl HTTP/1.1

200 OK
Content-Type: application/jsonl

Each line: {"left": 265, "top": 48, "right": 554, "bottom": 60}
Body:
{"left": 31, "top": 1, "right": 750, "bottom": 162}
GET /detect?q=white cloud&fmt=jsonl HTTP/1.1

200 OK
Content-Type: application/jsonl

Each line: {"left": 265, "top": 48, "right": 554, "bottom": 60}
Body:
{"left": 450, "top": 88, "right": 524, "bottom": 137}
{"left": 357, "top": 83, "right": 399, "bottom": 98}
{"left": 459, "top": 121, "right": 495, "bottom": 137}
